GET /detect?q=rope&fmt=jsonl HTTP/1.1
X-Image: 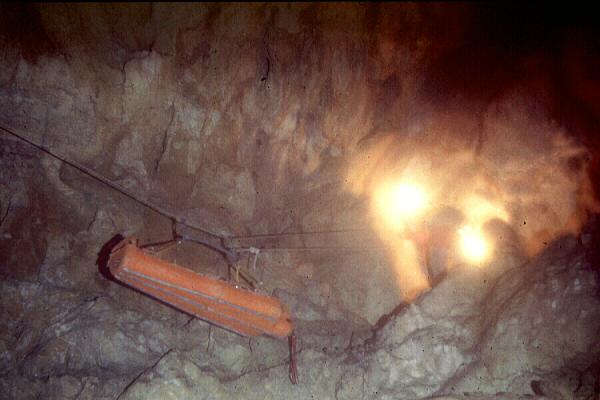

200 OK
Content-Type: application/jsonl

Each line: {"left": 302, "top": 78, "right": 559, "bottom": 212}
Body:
{"left": 235, "top": 245, "right": 388, "bottom": 252}
{"left": 231, "top": 228, "right": 386, "bottom": 252}
{"left": 231, "top": 227, "right": 370, "bottom": 240}
{"left": 0, "top": 124, "right": 222, "bottom": 239}
{"left": 1, "top": 124, "right": 390, "bottom": 256}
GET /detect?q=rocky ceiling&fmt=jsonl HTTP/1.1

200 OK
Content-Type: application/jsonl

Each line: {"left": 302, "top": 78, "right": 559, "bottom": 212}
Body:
{"left": 1, "top": 3, "right": 599, "bottom": 400}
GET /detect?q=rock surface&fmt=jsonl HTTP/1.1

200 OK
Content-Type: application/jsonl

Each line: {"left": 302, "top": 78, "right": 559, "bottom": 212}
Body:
{"left": 1, "top": 3, "right": 600, "bottom": 400}
{"left": 4, "top": 235, "right": 593, "bottom": 399}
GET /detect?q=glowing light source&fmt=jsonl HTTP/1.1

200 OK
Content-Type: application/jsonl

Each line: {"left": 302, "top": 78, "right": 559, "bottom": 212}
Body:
{"left": 458, "top": 225, "right": 490, "bottom": 264}
{"left": 374, "top": 181, "right": 428, "bottom": 232}
{"left": 392, "top": 183, "right": 427, "bottom": 218}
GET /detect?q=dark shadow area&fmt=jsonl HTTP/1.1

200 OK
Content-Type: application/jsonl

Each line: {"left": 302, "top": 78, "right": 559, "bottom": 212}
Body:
{"left": 423, "top": 2, "right": 600, "bottom": 206}
{"left": 581, "top": 213, "right": 600, "bottom": 295}
{"left": 424, "top": 3, "right": 600, "bottom": 105}
{"left": 0, "top": 3, "right": 60, "bottom": 64}
{"left": 96, "top": 233, "right": 125, "bottom": 281}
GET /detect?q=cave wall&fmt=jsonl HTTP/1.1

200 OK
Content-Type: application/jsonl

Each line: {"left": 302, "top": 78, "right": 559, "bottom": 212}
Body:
{"left": 1, "top": 3, "right": 600, "bottom": 400}
{"left": 0, "top": 3, "right": 478, "bottom": 322}
{"left": 3, "top": 2, "right": 598, "bottom": 316}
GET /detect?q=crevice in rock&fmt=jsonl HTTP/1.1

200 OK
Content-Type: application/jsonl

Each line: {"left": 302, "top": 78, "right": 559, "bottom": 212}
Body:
{"left": 115, "top": 348, "right": 172, "bottom": 400}
{"left": 153, "top": 103, "right": 175, "bottom": 175}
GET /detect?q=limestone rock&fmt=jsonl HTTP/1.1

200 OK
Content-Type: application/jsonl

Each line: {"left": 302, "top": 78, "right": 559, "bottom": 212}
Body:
{"left": 1, "top": 4, "right": 599, "bottom": 400}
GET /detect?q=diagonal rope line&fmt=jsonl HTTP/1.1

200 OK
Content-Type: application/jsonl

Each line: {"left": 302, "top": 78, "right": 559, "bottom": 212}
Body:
{"left": 236, "top": 246, "right": 389, "bottom": 252}
{"left": 230, "top": 227, "right": 371, "bottom": 240}
{"left": 0, "top": 124, "right": 222, "bottom": 239}
{"left": 1, "top": 124, "right": 387, "bottom": 254}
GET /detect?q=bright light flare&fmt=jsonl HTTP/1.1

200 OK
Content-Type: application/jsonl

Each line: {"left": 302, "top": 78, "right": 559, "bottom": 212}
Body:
{"left": 374, "top": 181, "right": 428, "bottom": 232}
{"left": 392, "top": 183, "right": 427, "bottom": 217}
{"left": 458, "top": 225, "right": 491, "bottom": 264}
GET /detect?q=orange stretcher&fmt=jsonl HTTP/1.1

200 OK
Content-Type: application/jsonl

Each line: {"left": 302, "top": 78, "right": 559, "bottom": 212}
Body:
{"left": 108, "top": 237, "right": 294, "bottom": 339}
